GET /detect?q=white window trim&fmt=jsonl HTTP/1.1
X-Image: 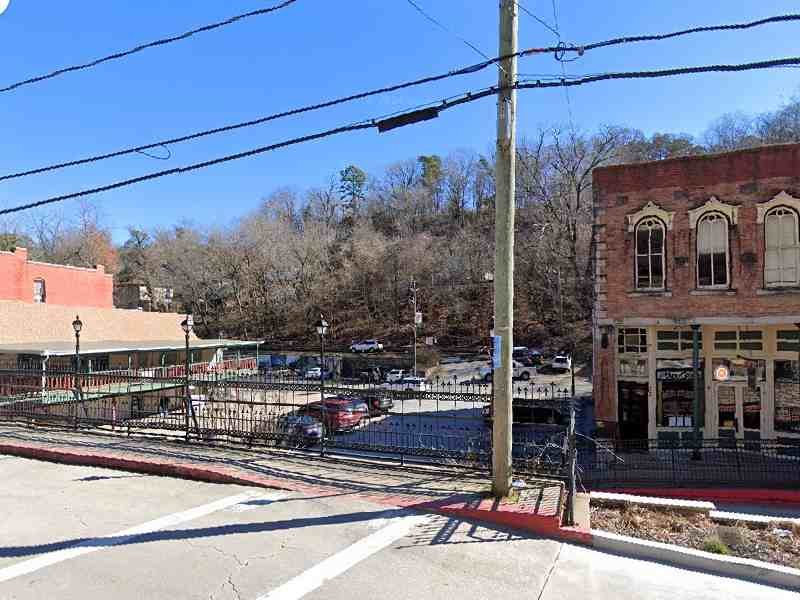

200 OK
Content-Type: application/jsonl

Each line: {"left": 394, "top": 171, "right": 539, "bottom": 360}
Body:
{"left": 688, "top": 196, "right": 738, "bottom": 229}
{"left": 634, "top": 218, "right": 666, "bottom": 291}
{"left": 756, "top": 191, "right": 800, "bottom": 224}
{"left": 696, "top": 212, "right": 730, "bottom": 289}
{"left": 764, "top": 206, "right": 800, "bottom": 288}
{"left": 627, "top": 201, "right": 675, "bottom": 232}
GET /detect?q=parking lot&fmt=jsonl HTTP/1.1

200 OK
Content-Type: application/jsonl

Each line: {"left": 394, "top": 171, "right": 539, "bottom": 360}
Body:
{"left": 0, "top": 457, "right": 793, "bottom": 600}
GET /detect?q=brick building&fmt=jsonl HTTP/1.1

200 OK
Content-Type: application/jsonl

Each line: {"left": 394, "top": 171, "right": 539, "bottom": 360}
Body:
{"left": 593, "top": 143, "right": 800, "bottom": 445}
{"left": 0, "top": 247, "right": 113, "bottom": 308}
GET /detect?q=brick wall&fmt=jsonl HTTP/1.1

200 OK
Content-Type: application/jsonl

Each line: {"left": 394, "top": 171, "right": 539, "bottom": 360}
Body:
{"left": 591, "top": 143, "right": 800, "bottom": 427}
{"left": 0, "top": 247, "right": 113, "bottom": 309}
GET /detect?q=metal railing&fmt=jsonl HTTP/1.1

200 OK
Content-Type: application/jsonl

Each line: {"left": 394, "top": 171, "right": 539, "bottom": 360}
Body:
{"left": 578, "top": 437, "right": 800, "bottom": 488}
{"left": 0, "top": 368, "right": 575, "bottom": 478}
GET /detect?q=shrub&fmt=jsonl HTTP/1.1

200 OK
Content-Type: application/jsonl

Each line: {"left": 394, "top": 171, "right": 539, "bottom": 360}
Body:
{"left": 702, "top": 537, "right": 731, "bottom": 555}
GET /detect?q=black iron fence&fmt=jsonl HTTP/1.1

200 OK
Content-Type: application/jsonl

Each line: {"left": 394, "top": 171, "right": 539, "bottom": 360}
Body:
{"left": 579, "top": 438, "right": 800, "bottom": 488}
{"left": 0, "top": 368, "right": 575, "bottom": 478}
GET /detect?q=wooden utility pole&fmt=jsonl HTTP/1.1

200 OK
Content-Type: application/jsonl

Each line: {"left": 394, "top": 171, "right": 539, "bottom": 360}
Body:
{"left": 492, "top": 0, "right": 518, "bottom": 498}
{"left": 410, "top": 278, "right": 419, "bottom": 376}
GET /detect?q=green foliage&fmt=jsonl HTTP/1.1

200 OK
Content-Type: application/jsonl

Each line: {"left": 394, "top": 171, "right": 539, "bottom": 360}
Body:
{"left": 702, "top": 537, "right": 731, "bottom": 555}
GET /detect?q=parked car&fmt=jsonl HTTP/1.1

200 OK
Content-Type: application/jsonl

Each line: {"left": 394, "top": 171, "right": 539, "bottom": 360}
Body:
{"left": 361, "top": 394, "right": 394, "bottom": 417}
{"left": 386, "top": 368, "right": 405, "bottom": 383}
{"left": 381, "top": 376, "right": 427, "bottom": 392}
{"left": 482, "top": 400, "right": 566, "bottom": 425}
{"left": 551, "top": 355, "right": 572, "bottom": 372}
{"left": 304, "top": 366, "right": 333, "bottom": 380}
{"left": 398, "top": 376, "right": 427, "bottom": 392}
{"left": 302, "top": 398, "right": 368, "bottom": 432}
{"left": 350, "top": 339, "right": 385, "bottom": 353}
{"left": 275, "top": 414, "right": 323, "bottom": 447}
{"left": 359, "top": 367, "right": 384, "bottom": 384}
{"left": 477, "top": 360, "right": 536, "bottom": 382}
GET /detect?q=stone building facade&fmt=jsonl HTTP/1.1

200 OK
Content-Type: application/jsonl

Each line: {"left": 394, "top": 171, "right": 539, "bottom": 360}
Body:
{"left": 593, "top": 143, "right": 800, "bottom": 444}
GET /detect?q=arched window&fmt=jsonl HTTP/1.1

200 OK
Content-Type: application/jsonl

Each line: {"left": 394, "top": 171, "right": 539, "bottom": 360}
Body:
{"left": 33, "top": 278, "right": 46, "bottom": 303}
{"left": 697, "top": 212, "right": 729, "bottom": 288}
{"left": 635, "top": 218, "right": 665, "bottom": 289}
{"left": 765, "top": 206, "right": 800, "bottom": 287}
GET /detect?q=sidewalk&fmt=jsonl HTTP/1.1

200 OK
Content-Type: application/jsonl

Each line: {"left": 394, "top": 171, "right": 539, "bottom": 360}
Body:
{"left": 0, "top": 423, "right": 577, "bottom": 539}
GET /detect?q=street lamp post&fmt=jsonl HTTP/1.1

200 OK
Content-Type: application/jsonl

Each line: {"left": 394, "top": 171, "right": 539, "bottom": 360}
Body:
{"left": 181, "top": 315, "right": 199, "bottom": 439}
{"left": 315, "top": 316, "right": 329, "bottom": 457}
{"left": 72, "top": 316, "right": 83, "bottom": 423}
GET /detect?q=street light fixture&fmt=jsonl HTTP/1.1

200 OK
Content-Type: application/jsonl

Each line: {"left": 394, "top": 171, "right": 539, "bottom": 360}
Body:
{"left": 180, "top": 315, "right": 198, "bottom": 439}
{"left": 72, "top": 315, "right": 83, "bottom": 407}
{"left": 315, "top": 315, "right": 329, "bottom": 457}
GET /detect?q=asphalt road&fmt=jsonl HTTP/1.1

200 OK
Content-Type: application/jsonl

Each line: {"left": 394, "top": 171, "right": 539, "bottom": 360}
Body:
{"left": 0, "top": 457, "right": 792, "bottom": 600}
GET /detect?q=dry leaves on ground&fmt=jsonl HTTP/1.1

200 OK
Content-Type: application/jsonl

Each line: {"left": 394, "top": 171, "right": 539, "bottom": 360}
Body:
{"left": 592, "top": 504, "right": 800, "bottom": 569}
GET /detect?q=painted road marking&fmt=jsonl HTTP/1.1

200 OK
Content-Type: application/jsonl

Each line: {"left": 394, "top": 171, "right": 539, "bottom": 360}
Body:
{"left": 0, "top": 491, "right": 278, "bottom": 584}
{"left": 257, "top": 513, "right": 430, "bottom": 600}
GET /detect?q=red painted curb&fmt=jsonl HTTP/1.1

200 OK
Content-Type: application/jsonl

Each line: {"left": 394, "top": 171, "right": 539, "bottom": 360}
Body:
{"left": 0, "top": 441, "right": 591, "bottom": 543}
{"left": 603, "top": 487, "right": 800, "bottom": 505}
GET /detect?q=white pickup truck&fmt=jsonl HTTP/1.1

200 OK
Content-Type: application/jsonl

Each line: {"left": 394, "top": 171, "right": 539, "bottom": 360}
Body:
{"left": 349, "top": 339, "right": 385, "bottom": 353}
{"left": 478, "top": 360, "right": 536, "bottom": 382}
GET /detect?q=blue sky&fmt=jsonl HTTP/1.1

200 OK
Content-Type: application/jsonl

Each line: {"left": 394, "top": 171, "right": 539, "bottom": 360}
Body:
{"left": 0, "top": 1, "right": 798, "bottom": 242}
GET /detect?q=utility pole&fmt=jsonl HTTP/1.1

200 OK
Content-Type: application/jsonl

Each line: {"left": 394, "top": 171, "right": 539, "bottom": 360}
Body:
{"left": 493, "top": 0, "right": 518, "bottom": 498}
{"left": 410, "top": 278, "right": 419, "bottom": 377}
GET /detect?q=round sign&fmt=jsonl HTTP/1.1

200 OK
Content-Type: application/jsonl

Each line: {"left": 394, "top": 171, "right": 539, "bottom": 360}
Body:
{"left": 714, "top": 365, "right": 730, "bottom": 381}
{"left": 0, "top": 1, "right": 10, "bottom": 16}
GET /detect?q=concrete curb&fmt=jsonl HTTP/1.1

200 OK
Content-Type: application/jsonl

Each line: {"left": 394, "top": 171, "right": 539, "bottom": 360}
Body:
{"left": 590, "top": 491, "right": 715, "bottom": 514}
{"left": 591, "top": 529, "right": 800, "bottom": 592}
{"left": 603, "top": 487, "right": 800, "bottom": 505}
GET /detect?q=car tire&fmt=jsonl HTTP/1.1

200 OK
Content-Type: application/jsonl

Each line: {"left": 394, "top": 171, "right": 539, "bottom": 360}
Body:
{"left": 483, "top": 373, "right": 492, "bottom": 383}
{"left": 520, "top": 371, "right": 530, "bottom": 381}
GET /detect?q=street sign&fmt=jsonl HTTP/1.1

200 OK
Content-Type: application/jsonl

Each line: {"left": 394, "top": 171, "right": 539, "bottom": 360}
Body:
{"left": 492, "top": 335, "right": 502, "bottom": 369}
{"left": 414, "top": 311, "right": 423, "bottom": 325}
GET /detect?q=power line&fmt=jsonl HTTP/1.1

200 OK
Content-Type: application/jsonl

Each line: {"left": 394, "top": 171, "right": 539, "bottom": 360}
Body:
{"left": 568, "top": 13, "right": 800, "bottom": 56}
{"left": 0, "top": 47, "right": 544, "bottom": 183}
{"left": 0, "top": 0, "right": 300, "bottom": 94}
{"left": 0, "top": 122, "right": 373, "bottom": 216}
{"left": 4, "top": 14, "right": 800, "bottom": 183}
{"left": 2, "top": 54, "right": 800, "bottom": 217}
{"left": 547, "top": 0, "right": 576, "bottom": 134}
{"left": 403, "top": 0, "right": 492, "bottom": 61}
{"left": 515, "top": 2, "right": 560, "bottom": 39}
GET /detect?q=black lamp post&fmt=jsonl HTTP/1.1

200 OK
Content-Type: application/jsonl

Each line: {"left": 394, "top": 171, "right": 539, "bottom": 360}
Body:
{"left": 315, "top": 315, "right": 329, "bottom": 456}
{"left": 72, "top": 315, "right": 83, "bottom": 404}
{"left": 180, "top": 315, "right": 198, "bottom": 438}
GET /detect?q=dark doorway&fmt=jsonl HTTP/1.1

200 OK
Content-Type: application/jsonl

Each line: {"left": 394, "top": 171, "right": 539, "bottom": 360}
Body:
{"left": 618, "top": 382, "right": 649, "bottom": 440}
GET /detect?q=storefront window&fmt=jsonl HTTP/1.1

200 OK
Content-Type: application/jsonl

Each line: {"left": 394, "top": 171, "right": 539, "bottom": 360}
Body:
{"left": 777, "top": 330, "right": 800, "bottom": 353}
{"left": 656, "top": 329, "right": 701, "bottom": 352}
{"left": 713, "top": 330, "right": 763, "bottom": 352}
{"left": 656, "top": 359, "right": 704, "bottom": 428}
{"left": 774, "top": 360, "right": 800, "bottom": 433}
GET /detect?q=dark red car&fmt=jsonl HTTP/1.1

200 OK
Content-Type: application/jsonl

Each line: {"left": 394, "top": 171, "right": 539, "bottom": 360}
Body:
{"left": 302, "top": 398, "right": 368, "bottom": 432}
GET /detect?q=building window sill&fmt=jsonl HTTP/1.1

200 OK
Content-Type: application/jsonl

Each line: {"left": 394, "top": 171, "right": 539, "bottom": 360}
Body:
{"left": 626, "top": 290, "right": 672, "bottom": 298}
{"left": 756, "top": 287, "right": 800, "bottom": 295}
{"left": 689, "top": 289, "right": 737, "bottom": 296}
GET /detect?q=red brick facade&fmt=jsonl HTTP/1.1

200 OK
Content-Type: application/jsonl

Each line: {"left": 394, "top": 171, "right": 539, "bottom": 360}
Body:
{"left": 592, "top": 143, "right": 800, "bottom": 439}
{"left": 0, "top": 247, "right": 113, "bottom": 309}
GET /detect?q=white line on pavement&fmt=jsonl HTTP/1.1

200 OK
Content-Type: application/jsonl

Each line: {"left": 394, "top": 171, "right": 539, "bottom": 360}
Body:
{"left": 0, "top": 491, "right": 278, "bottom": 584}
{"left": 257, "top": 513, "right": 431, "bottom": 600}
